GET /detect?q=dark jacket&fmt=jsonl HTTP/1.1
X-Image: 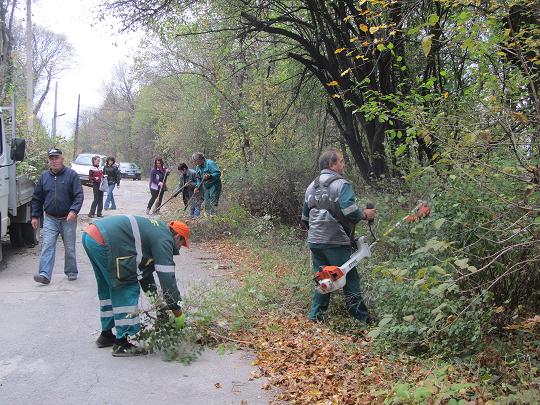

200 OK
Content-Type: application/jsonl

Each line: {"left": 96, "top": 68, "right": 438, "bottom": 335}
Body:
{"left": 174, "top": 169, "right": 197, "bottom": 194}
{"left": 31, "top": 166, "right": 84, "bottom": 218}
{"left": 103, "top": 165, "right": 121, "bottom": 186}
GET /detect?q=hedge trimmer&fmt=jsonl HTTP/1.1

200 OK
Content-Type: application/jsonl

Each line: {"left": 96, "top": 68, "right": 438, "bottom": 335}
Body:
{"left": 313, "top": 201, "right": 430, "bottom": 294}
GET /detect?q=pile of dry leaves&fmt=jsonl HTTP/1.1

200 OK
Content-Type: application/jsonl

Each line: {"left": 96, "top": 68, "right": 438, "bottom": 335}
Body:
{"left": 200, "top": 240, "right": 509, "bottom": 404}
{"left": 248, "top": 315, "right": 419, "bottom": 404}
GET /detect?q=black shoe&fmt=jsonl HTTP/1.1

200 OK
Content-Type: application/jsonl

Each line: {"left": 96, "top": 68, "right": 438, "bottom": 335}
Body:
{"left": 365, "top": 315, "right": 377, "bottom": 326}
{"left": 97, "top": 214, "right": 103, "bottom": 218}
{"left": 33, "top": 274, "right": 50, "bottom": 285}
{"left": 112, "top": 342, "right": 148, "bottom": 357}
{"left": 88, "top": 214, "right": 95, "bottom": 218}
{"left": 96, "top": 332, "right": 116, "bottom": 348}
{"left": 67, "top": 273, "right": 78, "bottom": 281}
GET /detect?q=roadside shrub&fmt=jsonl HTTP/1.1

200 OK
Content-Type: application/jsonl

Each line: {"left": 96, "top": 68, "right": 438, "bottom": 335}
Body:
{"left": 223, "top": 159, "right": 314, "bottom": 225}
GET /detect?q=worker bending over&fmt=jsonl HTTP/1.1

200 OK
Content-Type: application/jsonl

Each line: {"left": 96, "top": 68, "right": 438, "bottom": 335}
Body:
{"left": 82, "top": 215, "right": 190, "bottom": 357}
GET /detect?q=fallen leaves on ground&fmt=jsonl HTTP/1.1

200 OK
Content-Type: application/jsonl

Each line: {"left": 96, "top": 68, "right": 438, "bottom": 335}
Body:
{"left": 241, "top": 314, "right": 424, "bottom": 404}
{"left": 199, "top": 240, "right": 529, "bottom": 404}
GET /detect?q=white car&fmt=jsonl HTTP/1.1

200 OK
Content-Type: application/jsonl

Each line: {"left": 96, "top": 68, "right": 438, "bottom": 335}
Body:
{"left": 71, "top": 153, "right": 106, "bottom": 185}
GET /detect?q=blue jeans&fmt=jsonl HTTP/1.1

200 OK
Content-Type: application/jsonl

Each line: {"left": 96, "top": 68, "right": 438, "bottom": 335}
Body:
{"left": 38, "top": 215, "right": 78, "bottom": 280}
{"left": 104, "top": 183, "right": 116, "bottom": 209}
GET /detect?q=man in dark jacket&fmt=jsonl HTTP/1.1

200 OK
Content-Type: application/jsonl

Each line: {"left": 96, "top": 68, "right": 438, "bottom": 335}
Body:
{"left": 31, "top": 148, "right": 84, "bottom": 284}
{"left": 174, "top": 163, "right": 199, "bottom": 217}
{"left": 301, "top": 149, "right": 375, "bottom": 322}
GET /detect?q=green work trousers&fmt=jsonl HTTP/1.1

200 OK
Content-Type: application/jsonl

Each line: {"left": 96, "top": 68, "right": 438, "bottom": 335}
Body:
{"left": 308, "top": 245, "right": 369, "bottom": 322}
{"left": 204, "top": 181, "right": 221, "bottom": 214}
{"left": 82, "top": 233, "right": 141, "bottom": 338}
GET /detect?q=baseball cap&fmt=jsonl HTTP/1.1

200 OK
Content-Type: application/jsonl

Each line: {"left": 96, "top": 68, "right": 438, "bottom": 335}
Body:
{"left": 48, "top": 148, "right": 63, "bottom": 157}
{"left": 169, "top": 220, "right": 190, "bottom": 248}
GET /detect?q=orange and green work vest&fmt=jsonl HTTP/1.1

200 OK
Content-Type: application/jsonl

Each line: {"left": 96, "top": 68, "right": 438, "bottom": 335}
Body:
{"left": 92, "top": 215, "right": 182, "bottom": 310}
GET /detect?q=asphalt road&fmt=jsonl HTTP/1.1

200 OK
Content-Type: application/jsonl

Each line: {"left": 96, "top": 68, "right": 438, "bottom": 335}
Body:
{"left": 0, "top": 178, "right": 274, "bottom": 405}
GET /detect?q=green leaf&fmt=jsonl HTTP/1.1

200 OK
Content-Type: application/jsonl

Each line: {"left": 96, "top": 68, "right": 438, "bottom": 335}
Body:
{"left": 395, "top": 383, "right": 410, "bottom": 400}
{"left": 431, "top": 265, "right": 447, "bottom": 275}
{"left": 462, "top": 132, "right": 477, "bottom": 145}
{"left": 414, "top": 278, "right": 426, "bottom": 287}
{"left": 433, "top": 218, "right": 445, "bottom": 230}
{"left": 454, "top": 258, "right": 469, "bottom": 269}
{"left": 376, "top": 43, "right": 386, "bottom": 52}
{"left": 422, "top": 35, "right": 433, "bottom": 57}
{"left": 379, "top": 317, "right": 393, "bottom": 327}
{"left": 414, "top": 387, "right": 432, "bottom": 401}
{"left": 403, "top": 315, "right": 415, "bottom": 322}
{"left": 456, "top": 11, "right": 472, "bottom": 24}
{"left": 427, "top": 14, "right": 440, "bottom": 26}
{"left": 408, "top": 26, "right": 422, "bottom": 35}
{"left": 395, "top": 143, "right": 407, "bottom": 157}
{"left": 367, "top": 328, "right": 380, "bottom": 339}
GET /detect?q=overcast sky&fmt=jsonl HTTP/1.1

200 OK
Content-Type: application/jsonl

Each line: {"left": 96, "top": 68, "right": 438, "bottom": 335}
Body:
{"left": 25, "top": 0, "right": 140, "bottom": 138}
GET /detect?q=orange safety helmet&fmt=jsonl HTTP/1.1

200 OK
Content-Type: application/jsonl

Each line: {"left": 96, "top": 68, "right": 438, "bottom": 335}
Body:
{"left": 169, "top": 220, "right": 190, "bottom": 248}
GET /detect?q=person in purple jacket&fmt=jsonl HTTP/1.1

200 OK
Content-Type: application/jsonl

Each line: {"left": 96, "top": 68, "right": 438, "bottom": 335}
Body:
{"left": 146, "top": 157, "right": 169, "bottom": 214}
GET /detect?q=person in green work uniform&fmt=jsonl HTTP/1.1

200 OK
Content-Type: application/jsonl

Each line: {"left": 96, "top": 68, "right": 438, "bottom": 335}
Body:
{"left": 301, "top": 149, "right": 376, "bottom": 323}
{"left": 82, "top": 215, "right": 190, "bottom": 357}
{"left": 192, "top": 152, "right": 221, "bottom": 214}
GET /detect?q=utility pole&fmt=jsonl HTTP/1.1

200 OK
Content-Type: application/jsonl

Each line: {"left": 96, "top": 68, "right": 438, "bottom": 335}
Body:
{"left": 25, "top": 0, "right": 33, "bottom": 134}
{"left": 73, "top": 94, "right": 80, "bottom": 161}
{"left": 52, "top": 81, "right": 58, "bottom": 137}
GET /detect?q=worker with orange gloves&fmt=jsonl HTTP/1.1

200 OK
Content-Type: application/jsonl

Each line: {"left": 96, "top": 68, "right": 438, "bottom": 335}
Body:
{"left": 82, "top": 215, "right": 190, "bottom": 357}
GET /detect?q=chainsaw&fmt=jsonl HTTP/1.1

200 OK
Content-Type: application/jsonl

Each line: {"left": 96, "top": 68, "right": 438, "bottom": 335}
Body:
{"left": 313, "top": 201, "right": 430, "bottom": 294}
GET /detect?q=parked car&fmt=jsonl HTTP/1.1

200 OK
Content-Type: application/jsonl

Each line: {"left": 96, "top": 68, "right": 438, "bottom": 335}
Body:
{"left": 71, "top": 153, "right": 106, "bottom": 185}
{"left": 118, "top": 162, "right": 142, "bottom": 180}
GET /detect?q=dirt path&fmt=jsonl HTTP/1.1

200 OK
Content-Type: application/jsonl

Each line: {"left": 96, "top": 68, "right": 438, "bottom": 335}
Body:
{"left": 0, "top": 179, "right": 274, "bottom": 404}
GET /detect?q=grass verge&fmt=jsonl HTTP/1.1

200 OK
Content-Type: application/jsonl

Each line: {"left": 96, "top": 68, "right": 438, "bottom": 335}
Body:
{"left": 165, "top": 208, "right": 540, "bottom": 404}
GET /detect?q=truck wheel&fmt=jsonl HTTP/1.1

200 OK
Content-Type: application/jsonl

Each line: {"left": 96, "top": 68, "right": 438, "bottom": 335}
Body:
{"left": 22, "top": 222, "right": 39, "bottom": 247}
{"left": 9, "top": 223, "right": 24, "bottom": 247}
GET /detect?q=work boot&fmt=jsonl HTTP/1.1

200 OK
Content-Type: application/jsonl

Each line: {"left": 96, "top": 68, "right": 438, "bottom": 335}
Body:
{"left": 96, "top": 330, "right": 116, "bottom": 348}
{"left": 112, "top": 342, "right": 148, "bottom": 357}
{"left": 33, "top": 274, "right": 50, "bottom": 285}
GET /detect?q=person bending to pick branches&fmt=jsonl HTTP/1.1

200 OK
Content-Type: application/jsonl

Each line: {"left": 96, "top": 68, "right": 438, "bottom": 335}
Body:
{"left": 82, "top": 215, "right": 190, "bottom": 357}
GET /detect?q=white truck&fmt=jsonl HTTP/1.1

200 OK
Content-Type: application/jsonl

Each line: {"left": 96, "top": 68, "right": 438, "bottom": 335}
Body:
{"left": 0, "top": 104, "right": 38, "bottom": 261}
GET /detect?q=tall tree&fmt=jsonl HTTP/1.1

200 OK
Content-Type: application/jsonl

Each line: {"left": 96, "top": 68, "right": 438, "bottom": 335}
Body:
{"left": 0, "top": 0, "right": 18, "bottom": 100}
